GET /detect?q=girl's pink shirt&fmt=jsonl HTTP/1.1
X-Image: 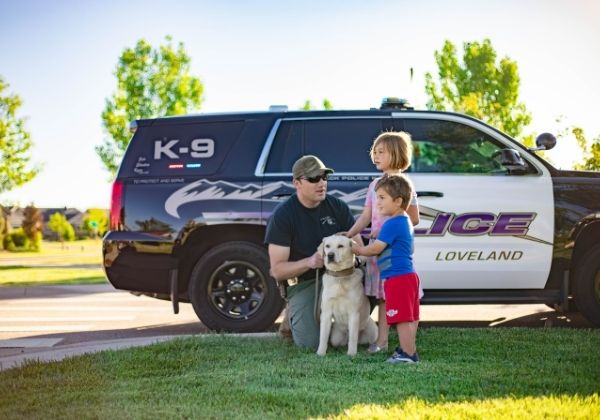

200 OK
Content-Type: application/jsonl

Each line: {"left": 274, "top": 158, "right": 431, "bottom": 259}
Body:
{"left": 365, "top": 177, "right": 386, "bottom": 234}
{"left": 365, "top": 176, "right": 418, "bottom": 233}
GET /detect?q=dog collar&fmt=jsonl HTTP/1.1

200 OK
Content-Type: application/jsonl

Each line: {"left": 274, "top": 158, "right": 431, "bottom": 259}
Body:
{"left": 325, "top": 267, "right": 355, "bottom": 277}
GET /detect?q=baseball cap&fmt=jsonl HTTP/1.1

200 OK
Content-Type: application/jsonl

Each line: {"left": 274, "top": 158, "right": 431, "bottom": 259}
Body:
{"left": 292, "top": 155, "right": 334, "bottom": 179}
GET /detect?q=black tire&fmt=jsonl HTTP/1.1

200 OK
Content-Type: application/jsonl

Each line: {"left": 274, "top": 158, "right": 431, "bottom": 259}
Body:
{"left": 573, "top": 245, "right": 600, "bottom": 327}
{"left": 189, "top": 241, "right": 285, "bottom": 332}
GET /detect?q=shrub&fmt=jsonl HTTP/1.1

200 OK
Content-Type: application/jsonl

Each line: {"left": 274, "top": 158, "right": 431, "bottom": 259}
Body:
{"left": 47, "top": 212, "right": 76, "bottom": 242}
{"left": 22, "top": 204, "right": 43, "bottom": 244}
{"left": 82, "top": 208, "right": 108, "bottom": 239}
{"left": 29, "top": 231, "right": 42, "bottom": 251}
{"left": 0, "top": 212, "right": 5, "bottom": 250}
{"left": 4, "top": 228, "right": 31, "bottom": 252}
{"left": 63, "top": 222, "right": 76, "bottom": 242}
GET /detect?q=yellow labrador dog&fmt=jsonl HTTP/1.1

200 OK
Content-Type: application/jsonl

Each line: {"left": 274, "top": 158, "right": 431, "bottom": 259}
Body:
{"left": 316, "top": 234, "right": 378, "bottom": 356}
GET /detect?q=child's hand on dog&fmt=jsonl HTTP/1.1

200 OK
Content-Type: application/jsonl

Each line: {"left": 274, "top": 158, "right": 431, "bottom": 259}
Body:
{"left": 352, "top": 243, "right": 363, "bottom": 256}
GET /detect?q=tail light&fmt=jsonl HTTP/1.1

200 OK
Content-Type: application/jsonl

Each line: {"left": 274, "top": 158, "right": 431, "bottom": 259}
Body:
{"left": 110, "top": 180, "right": 123, "bottom": 231}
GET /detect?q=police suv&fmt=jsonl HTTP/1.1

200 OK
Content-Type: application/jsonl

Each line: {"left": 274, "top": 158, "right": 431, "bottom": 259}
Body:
{"left": 103, "top": 98, "right": 600, "bottom": 331}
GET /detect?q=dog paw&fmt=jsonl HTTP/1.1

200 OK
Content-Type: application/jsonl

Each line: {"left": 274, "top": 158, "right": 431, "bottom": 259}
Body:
{"left": 316, "top": 349, "right": 327, "bottom": 356}
{"left": 347, "top": 350, "right": 357, "bottom": 356}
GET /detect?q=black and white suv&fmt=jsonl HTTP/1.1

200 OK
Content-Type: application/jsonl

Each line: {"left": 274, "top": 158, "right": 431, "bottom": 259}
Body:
{"left": 102, "top": 98, "right": 600, "bottom": 331}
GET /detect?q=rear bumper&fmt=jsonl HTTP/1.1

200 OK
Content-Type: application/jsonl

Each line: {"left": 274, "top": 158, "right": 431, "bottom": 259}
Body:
{"left": 103, "top": 232, "right": 177, "bottom": 294}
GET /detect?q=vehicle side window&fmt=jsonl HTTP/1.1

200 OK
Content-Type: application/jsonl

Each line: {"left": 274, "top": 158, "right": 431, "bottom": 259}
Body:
{"left": 266, "top": 118, "right": 388, "bottom": 173}
{"left": 405, "top": 119, "right": 530, "bottom": 174}
{"left": 304, "top": 119, "right": 384, "bottom": 173}
{"left": 265, "top": 121, "right": 303, "bottom": 172}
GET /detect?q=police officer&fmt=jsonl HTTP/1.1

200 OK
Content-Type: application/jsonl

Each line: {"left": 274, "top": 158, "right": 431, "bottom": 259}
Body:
{"left": 265, "top": 155, "right": 362, "bottom": 349}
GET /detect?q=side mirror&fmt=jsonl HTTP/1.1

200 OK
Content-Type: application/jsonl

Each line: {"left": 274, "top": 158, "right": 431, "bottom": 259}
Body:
{"left": 494, "top": 149, "right": 528, "bottom": 174}
{"left": 532, "top": 133, "right": 557, "bottom": 151}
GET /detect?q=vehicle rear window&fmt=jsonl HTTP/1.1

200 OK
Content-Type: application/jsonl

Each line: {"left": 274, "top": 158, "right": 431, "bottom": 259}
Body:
{"left": 119, "top": 120, "right": 244, "bottom": 177}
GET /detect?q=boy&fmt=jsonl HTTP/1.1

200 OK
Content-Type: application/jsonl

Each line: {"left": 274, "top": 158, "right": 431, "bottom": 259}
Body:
{"left": 352, "top": 174, "right": 420, "bottom": 363}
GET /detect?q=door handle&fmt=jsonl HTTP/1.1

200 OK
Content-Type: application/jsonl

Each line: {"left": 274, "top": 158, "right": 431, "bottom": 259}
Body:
{"left": 416, "top": 191, "right": 444, "bottom": 198}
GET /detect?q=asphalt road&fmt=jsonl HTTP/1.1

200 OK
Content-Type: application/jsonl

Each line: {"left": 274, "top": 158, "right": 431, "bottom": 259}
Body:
{"left": 0, "top": 283, "right": 594, "bottom": 351}
{"left": 0, "top": 284, "right": 208, "bottom": 350}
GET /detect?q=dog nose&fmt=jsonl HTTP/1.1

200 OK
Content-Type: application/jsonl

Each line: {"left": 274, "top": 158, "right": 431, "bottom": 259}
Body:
{"left": 327, "top": 252, "right": 335, "bottom": 262}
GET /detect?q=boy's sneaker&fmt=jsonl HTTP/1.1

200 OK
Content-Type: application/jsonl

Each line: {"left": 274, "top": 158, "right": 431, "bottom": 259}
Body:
{"left": 386, "top": 348, "right": 419, "bottom": 364}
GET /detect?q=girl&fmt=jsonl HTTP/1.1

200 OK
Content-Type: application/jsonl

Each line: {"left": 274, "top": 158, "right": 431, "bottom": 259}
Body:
{"left": 345, "top": 131, "right": 419, "bottom": 353}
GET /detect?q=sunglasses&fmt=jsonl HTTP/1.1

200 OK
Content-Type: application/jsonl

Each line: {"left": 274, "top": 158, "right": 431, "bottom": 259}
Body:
{"left": 298, "top": 173, "right": 329, "bottom": 183}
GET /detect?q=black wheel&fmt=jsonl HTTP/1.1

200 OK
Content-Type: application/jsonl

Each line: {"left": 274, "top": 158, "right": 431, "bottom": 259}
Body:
{"left": 573, "top": 245, "right": 600, "bottom": 327}
{"left": 189, "top": 241, "right": 284, "bottom": 332}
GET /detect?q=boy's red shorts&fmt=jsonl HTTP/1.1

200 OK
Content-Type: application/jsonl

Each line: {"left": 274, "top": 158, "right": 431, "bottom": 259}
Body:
{"left": 383, "top": 272, "right": 420, "bottom": 324}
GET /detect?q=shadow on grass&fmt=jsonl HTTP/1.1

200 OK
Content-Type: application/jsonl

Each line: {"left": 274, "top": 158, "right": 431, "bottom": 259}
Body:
{"left": 0, "top": 265, "right": 27, "bottom": 270}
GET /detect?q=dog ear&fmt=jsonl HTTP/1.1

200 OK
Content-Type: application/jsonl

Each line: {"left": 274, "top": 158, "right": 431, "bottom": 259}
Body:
{"left": 317, "top": 239, "right": 324, "bottom": 257}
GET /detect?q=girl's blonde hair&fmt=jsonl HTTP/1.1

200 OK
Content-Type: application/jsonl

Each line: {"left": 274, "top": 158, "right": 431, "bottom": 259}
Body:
{"left": 369, "top": 131, "right": 412, "bottom": 171}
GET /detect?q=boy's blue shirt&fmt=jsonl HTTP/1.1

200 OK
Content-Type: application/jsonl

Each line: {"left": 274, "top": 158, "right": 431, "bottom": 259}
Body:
{"left": 376, "top": 214, "right": 415, "bottom": 280}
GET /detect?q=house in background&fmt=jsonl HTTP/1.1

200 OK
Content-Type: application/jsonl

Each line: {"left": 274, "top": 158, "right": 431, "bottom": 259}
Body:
{"left": 41, "top": 208, "right": 85, "bottom": 238}
{"left": 4, "top": 207, "right": 87, "bottom": 239}
{"left": 5, "top": 206, "right": 25, "bottom": 231}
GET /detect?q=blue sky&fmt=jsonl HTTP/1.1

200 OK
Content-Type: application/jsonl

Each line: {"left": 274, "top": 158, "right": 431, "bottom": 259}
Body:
{"left": 1, "top": 0, "right": 599, "bottom": 209}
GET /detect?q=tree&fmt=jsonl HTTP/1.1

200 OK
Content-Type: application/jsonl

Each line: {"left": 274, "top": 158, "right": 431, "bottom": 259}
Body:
{"left": 425, "top": 39, "right": 532, "bottom": 141}
{"left": 0, "top": 76, "right": 41, "bottom": 194}
{"left": 574, "top": 131, "right": 600, "bottom": 171}
{"left": 21, "top": 204, "right": 42, "bottom": 251}
{"left": 82, "top": 208, "right": 108, "bottom": 238}
{"left": 135, "top": 217, "right": 175, "bottom": 235}
{"left": 96, "top": 36, "right": 204, "bottom": 176}
{"left": 47, "top": 212, "right": 75, "bottom": 243}
{"left": 301, "top": 99, "right": 334, "bottom": 110}
{"left": 0, "top": 205, "right": 7, "bottom": 250}
{"left": 556, "top": 122, "right": 600, "bottom": 171}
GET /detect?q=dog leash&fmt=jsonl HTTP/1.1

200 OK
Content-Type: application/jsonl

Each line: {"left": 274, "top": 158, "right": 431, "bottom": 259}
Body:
{"left": 314, "top": 268, "right": 321, "bottom": 323}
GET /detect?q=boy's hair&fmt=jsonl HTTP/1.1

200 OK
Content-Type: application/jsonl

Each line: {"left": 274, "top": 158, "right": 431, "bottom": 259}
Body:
{"left": 375, "top": 174, "right": 413, "bottom": 210}
{"left": 370, "top": 131, "right": 412, "bottom": 171}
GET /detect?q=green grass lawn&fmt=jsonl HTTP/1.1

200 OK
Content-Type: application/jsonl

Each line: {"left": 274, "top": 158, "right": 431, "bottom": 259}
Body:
{"left": 0, "top": 239, "right": 102, "bottom": 258}
{"left": 0, "top": 239, "right": 105, "bottom": 286}
{"left": 0, "top": 266, "right": 106, "bottom": 286}
{"left": 1, "top": 328, "right": 598, "bottom": 418}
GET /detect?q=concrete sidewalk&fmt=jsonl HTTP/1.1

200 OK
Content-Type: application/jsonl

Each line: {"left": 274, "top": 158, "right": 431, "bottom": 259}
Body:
{"left": 0, "top": 335, "right": 184, "bottom": 371}
{"left": 0, "top": 332, "right": 278, "bottom": 371}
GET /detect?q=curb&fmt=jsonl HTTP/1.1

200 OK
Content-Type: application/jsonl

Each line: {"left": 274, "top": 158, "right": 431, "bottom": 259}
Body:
{"left": 0, "top": 332, "right": 278, "bottom": 372}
